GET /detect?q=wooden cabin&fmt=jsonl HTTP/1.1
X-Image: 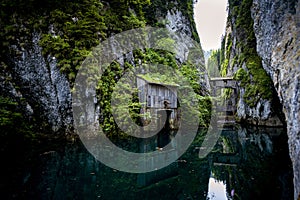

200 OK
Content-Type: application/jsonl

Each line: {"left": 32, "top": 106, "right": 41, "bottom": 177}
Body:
{"left": 136, "top": 75, "right": 179, "bottom": 129}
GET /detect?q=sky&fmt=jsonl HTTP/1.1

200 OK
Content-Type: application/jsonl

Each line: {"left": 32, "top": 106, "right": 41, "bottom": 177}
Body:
{"left": 194, "top": 0, "right": 228, "bottom": 51}
{"left": 207, "top": 177, "right": 228, "bottom": 200}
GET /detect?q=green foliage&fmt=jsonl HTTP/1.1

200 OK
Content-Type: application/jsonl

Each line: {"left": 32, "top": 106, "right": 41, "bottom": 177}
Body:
{"left": 39, "top": 0, "right": 149, "bottom": 84}
{"left": 233, "top": 60, "right": 273, "bottom": 107}
{"left": 128, "top": 89, "right": 143, "bottom": 126}
{"left": 180, "top": 62, "right": 202, "bottom": 95}
{"left": 39, "top": 0, "right": 107, "bottom": 83}
{"left": 155, "top": 38, "right": 176, "bottom": 53}
{"left": 220, "top": 36, "right": 226, "bottom": 64}
{"left": 138, "top": 73, "right": 179, "bottom": 86}
{"left": 105, "top": 0, "right": 149, "bottom": 32}
{"left": 221, "top": 88, "right": 234, "bottom": 102}
{"left": 0, "top": 96, "right": 33, "bottom": 138}
{"left": 1, "top": 0, "right": 211, "bottom": 137}
{"left": 242, "top": 56, "right": 273, "bottom": 106}
{"left": 225, "top": 33, "right": 233, "bottom": 60}
{"left": 134, "top": 48, "right": 178, "bottom": 69}
{"left": 218, "top": 32, "right": 233, "bottom": 77}
{"left": 134, "top": 47, "right": 206, "bottom": 96}
{"left": 0, "top": 97, "right": 21, "bottom": 127}
{"left": 97, "top": 45, "right": 210, "bottom": 136}
{"left": 207, "top": 49, "right": 221, "bottom": 77}
{"left": 1, "top": 0, "right": 199, "bottom": 85}
{"left": 234, "top": 68, "right": 249, "bottom": 85}
{"left": 221, "top": 59, "right": 229, "bottom": 77}
{"left": 181, "top": 0, "right": 200, "bottom": 43}
{"left": 97, "top": 61, "right": 123, "bottom": 136}
{"left": 196, "top": 95, "right": 212, "bottom": 127}
{"left": 224, "top": 0, "right": 274, "bottom": 107}
{"left": 143, "top": 0, "right": 200, "bottom": 42}
{"left": 1, "top": 0, "right": 149, "bottom": 85}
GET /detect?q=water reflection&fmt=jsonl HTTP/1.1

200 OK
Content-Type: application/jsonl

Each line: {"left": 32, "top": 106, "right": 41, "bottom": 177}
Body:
{"left": 207, "top": 176, "right": 227, "bottom": 200}
{"left": 206, "top": 126, "right": 293, "bottom": 200}
{"left": 1, "top": 125, "right": 294, "bottom": 199}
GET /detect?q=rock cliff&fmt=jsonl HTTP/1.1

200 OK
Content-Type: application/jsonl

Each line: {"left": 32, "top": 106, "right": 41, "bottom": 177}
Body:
{"left": 251, "top": 0, "right": 300, "bottom": 198}
{"left": 0, "top": 0, "right": 207, "bottom": 133}
{"left": 223, "top": 0, "right": 299, "bottom": 198}
{"left": 0, "top": 33, "right": 73, "bottom": 132}
{"left": 220, "top": 0, "right": 285, "bottom": 127}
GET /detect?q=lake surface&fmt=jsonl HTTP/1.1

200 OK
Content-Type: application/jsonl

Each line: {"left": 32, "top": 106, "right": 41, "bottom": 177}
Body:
{"left": 1, "top": 125, "right": 293, "bottom": 199}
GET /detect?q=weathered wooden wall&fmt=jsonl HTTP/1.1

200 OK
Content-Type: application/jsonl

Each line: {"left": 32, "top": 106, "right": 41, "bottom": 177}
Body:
{"left": 137, "top": 76, "right": 179, "bottom": 129}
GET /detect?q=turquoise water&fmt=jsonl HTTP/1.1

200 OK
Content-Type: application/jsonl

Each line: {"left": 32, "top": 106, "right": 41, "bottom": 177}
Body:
{"left": 1, "top": 125, "right": 293, "bottom": 199}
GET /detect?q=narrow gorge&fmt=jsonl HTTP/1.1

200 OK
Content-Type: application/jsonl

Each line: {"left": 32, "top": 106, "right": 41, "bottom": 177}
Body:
{"left": 0, "top": 0, "right": 299, "bottom": 199}
{"left": 207, "top": 0, "right": 299, "bottom": 198}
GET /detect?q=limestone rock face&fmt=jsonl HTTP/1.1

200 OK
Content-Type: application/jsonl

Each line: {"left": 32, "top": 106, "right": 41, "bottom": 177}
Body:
{"left": 221, "top": 2, "right": 285, "bottom": 127}
{"left": 1, "top": 33, "right": 73, "bottom": 132}
{"left": 1, "top": 1, "right": 207, "bottom": 133}
{"left": 236, "top": 87, "right": 283, "bottom": 126}
{"left": 251, "top": 0, "right": 300, "bottom": 198}
{"left": 165, "top": 8, "right": 209, "bottom": 92}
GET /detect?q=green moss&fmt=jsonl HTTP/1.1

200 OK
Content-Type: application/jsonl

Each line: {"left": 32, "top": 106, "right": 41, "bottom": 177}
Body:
{"left": 234, "top": 68, "right": 248, "bottom": 84}
{"left": 1, "top": 0, "right": 211, "bottom": 135}
{"left": 97, "top": 45, "right": 211, "bottom": 135}
{"left": 225, "top": 0, "right": 274, "bottom": 107}
{"left": 245, "top": 56, "right": 273, "bottom": 100}
{"left": 233, "top": 53, "right": 272, "bottom": 107}
{"left": 220, "top": 35, "right": 226, "bottom": 64}
{"left": 1, "top": 0, "right": 150, "bottom": 85}
{"left": 221, "top": 59, "right": 229, "bottom": 77}
{"left": 0, "top": 96, "right": 34, "bottom": 138}
{"left": 217, "top": 32, "right": 233, "bottom": 78}
{"left": 143, "top": 0, "right": 200, "bottom": 42}
{"left": 207, "top": 49, "right": 221, "bottom": 77}
{"left": 225, "top": 33, "right": 233, "bottom": 60}
{"left": 137, "top": 73, "right": 179, "bottom": 86}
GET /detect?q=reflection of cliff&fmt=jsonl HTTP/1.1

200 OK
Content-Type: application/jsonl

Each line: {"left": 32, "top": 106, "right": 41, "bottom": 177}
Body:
{"left": 1, "top": 126, "right": 293, "bottom": 199}
{"left": 220, "top": 0, "right": 299, "bottom": 198}
{"left": 251, "top": 1, "right": 300, "bottom": 198}
{"left": 209, "top": 125, "right": 293, "bottom": 200}
{"left": 18, "top": 135, "right": 210, "bottom": 200}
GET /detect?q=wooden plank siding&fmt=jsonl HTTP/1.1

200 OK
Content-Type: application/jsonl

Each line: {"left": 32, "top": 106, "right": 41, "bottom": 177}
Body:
{"left": 136, "top": 76, "right": 179, "bottom": 129}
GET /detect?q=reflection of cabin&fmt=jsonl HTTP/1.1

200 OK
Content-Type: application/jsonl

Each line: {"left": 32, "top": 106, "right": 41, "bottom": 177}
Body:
{"left": 136, "top": 75, "right": 179, "bottom": 129}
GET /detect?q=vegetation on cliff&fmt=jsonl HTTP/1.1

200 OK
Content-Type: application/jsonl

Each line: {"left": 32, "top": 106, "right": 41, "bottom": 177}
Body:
{"left": 0, "top": 0, "right": 210, "bottom": 137}
{"left": 206, "top": 49, "right": 221, "bottom": 77}
{"left": 207, "top": 0, "right": 274, "bottom": 108}
{"left": 98, "top": 48, "right": 211, "bottom": 139}
{"left": 229, "top": 0, "right": 273, "bottom": 107}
